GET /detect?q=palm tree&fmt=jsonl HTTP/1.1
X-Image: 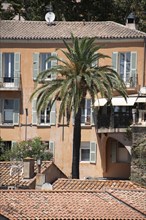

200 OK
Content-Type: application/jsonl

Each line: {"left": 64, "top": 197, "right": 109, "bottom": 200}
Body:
{"left": 31, "top": 35, "right": 127, "bottom": 179}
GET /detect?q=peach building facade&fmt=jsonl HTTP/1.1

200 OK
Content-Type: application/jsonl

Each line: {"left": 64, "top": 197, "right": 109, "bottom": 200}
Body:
{"left": 0, "top": 20, "right": 146, "bottom": 179}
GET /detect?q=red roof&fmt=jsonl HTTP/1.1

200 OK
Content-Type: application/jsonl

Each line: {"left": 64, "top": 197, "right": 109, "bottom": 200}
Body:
{"left": 0, "top": 189, "right": 145, "bottom": 219}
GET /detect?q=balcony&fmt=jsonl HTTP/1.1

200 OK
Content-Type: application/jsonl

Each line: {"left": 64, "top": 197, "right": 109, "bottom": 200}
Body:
{"left": 0, "top": 76, "right": 21, "bottom": 91}
{"left": 97, "top": 110, "right": 132, "bottom": 133}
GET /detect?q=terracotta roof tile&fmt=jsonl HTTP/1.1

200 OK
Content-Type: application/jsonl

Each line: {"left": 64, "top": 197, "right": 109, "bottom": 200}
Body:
{"left": 0, "top": 20, "right": 146, "bottom": 40}
{"left": 52, "top": 178, "right": 145, "bottom": 190}
{"left": 0, "top": 189, "right": 145, "bottom": 219}
{"left": 0, "top": 161, "right": 52, "bottom": 187}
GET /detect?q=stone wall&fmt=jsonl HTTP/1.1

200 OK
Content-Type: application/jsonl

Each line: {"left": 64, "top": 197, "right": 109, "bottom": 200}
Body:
{"left": 131, "top": 126, "right": 146, "bottom": 186}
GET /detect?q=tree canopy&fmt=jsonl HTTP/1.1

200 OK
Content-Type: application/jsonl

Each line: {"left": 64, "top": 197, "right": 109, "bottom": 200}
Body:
{"left": 31, "top": 35, "right": 127, "bottom": 178}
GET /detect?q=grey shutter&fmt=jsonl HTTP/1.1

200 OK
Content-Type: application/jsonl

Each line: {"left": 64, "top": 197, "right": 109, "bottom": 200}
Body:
{"left": 111, "top": 141, "right": 117, "bottom": 163}
{"left": 13, "top": 99, "right": 20, "bottom": 125}
{"left": 32, "top": 99, "right": 37, "bottom": 125}
{"left": 50, "top": 101, "right": 56, "bottom": 125}
{"left": 130, "top": 52, "right": 137, "bottom": 86}
{"left": 90, "top": 142, "right": 96, "bottom": 163}
{"left": 0, "top": 52, "right": 2, "bottom": 83}
{"left": 112, "top": 52, "right": 118, "bottom": 72}
{"left": 11, "top": 141, "right": 17, "bottom": 148}
{"left": 51, "top": 52, "right": 57, "bottom": 79}
{"left": 0, "top": 99, "right": 2, "bottom": 124}
{"left": 14, "top": 53, "right": 20, "bottom": 87}
{"left": 49, "top": 141, "right": 55, "bottom": 156}
{"left": 33, "top": 53, "right": 39, "bottom": 80}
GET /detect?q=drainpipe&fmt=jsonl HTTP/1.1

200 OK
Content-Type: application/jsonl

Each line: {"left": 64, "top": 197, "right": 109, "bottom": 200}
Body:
{"left": 142, "top": 37, "right": 146, "bottom": 87}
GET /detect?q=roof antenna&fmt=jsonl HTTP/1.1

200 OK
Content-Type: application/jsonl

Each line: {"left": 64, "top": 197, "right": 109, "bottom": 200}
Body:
{"left": 45, "top": 2, "right": 55, "bottom": 25}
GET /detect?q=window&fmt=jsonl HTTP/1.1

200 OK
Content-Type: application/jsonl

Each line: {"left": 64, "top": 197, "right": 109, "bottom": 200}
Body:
{"left": 4, "top": 99, "right": 14, "bottom": 123}
{"left": 32, "top": 100, "right": 56, "bottom": 125}
{"left": 80, "top": 142, "right": 96, "bottom": 163}
{"left": 2, "top": 53, "right": 14, "bottom": 82}
{"left": 111, "top": 140, "right": 130, "bottom": 163}
{"left": 112, "top": 51, "right": 137, "bottom": 87}
{"left": 39, "top": 104, "right": 50, "bottom": 124}
{"left": 0, "top": 99, "right": 20, "bottom": 125}
{"left": 0, "top": 52, "right": 20, "bottom": 87}
{"left": 81, "top": 99, "right": 91, "bottom": 124}
{"left": 40, "top": 53, "right": 51, "bottom": 72}
{"left": 119, "top": 52, "right": 131, "bottom": 84}
{"left": 33, "top": 52, "right": 57, "bottom": 80}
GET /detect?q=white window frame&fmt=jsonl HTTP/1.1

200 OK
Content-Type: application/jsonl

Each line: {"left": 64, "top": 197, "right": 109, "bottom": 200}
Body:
{"left": 39, "top": 104, "right": 51, "bottom": 125}
{"left": 80, "top": 141, "right": 96, "bottom": 163}
{"left": 81, "top": 99, "right": 91, "bottom": 125}
{"left": 2, "top": 53, "right": 14, "bottom": 83}
{"left": 3, "top": 99, "right": 14, "bottom": 124}
{"left": 119, "top": 52, "right": 131, "bottom": 85}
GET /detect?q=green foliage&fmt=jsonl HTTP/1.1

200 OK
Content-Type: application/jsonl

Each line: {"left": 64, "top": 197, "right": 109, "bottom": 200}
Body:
{"left": 31, "top": 35, "right": 127, "bottom": 178}
{"left": 0, "top": 137, "right": 53, "bottom": 161}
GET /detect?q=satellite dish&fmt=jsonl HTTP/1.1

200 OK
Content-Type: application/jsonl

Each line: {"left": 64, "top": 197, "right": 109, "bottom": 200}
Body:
{"left": 45, "top": 12, "right": 55, "bottom": 23}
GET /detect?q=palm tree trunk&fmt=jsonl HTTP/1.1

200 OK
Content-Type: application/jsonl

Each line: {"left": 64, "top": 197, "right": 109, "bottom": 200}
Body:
{"left": 72, "top": 107, "right": 81, "bottom": 179}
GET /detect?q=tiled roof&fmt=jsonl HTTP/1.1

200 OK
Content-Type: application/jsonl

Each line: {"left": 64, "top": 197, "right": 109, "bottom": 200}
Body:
{"left": 0, "top": 161, "right": 53, "bottom": 187}
{"left": 0, "top": 20, "right": 146, "bottom": 40}
{"left": 0, "top": 189, "right": 145, "bottom": 219}
{"left": 52, "top": 178, "right": 145, "bottom": 190}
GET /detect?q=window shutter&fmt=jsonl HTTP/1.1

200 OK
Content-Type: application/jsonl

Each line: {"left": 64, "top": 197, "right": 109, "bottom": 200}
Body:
{"left": 49, "top": 141, "right": 55, "bottom": 156}
{"left": 90, "top": 142, "right": 96, "bottom": 163}
{"left": 33, "top": 53, "right": 39, "bottom": 80}
{"left": 11, "top": 141, "right": 17, "bottom": 148}
{"left": 91, "top": 105, "right": 95, "bottom": 125}
{"left": 32, "top": 99, "right": 37, "bottom": 125}
{"left": 0, "top": 99, "right": 2, "bottom": 124}
{"left": 50, "top": 101, "right": 56, "bottom": 125}
{"left": 0, "top": 52, "right": 2, "bottom": 83}
{"left": 14, "top": 53, "right": 20, "bottom": 87}
{"left": 130, "top": 52, "right": 137, "bottom": 86}
{"left": 112, "top": 52, "right": 118, "bottom": 72}
{"left": 51, "top": 52, "right": 57, "bottom": 79}
{"left": 111, "top": 141, "right": 117, "bottom": 163}
{"left": 13, "top": 99, "right": 20, "bottom": 125}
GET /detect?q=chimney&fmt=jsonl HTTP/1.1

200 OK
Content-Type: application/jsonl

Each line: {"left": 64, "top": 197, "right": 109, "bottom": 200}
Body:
{"left": 23, "top": 157, "right": 35, "bottom": 179}
{"left": 126, "top": 12, "right": 137, "bottom": 30}
{"left": 35, "top": 173, "right": 45, "bottom": 190}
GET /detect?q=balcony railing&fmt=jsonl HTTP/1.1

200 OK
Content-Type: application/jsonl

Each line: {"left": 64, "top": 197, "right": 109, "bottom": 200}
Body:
{"left": 122, "top": 75, "right": 137, "bottom": 88}
{"left": 97, "top": 113, "right": 132, "bottom": 129}
{"left": 0, "top": 77, "right": 21, "bottom": 90}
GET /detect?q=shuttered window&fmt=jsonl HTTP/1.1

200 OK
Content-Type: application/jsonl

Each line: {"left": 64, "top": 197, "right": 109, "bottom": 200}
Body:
{"left": 0, "top": 52, "right": 20, "bottom": 87}
{"left": 32, "top": 100, "right": 56, "bottom": 126}
{"left": 80, "top": 141, "right": 96, "bottom": 163}
{"left": 33, "top": 52, "right": 57, "bottom": 80}
{"left": 112, "top": 51, "right": 137, "bottom": 87}
{"left": 0, "top": 99, "right": 20, "bottom": 125}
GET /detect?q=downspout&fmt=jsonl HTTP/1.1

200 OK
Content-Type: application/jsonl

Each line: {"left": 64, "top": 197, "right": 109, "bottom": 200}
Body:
{"left": 142, "top": 37, "right": 146, "bottom": 87}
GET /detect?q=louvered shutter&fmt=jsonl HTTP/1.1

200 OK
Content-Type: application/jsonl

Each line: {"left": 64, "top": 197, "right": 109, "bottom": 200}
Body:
{"left": 11, "top": 141, "right": 17, "bottom": 148}
{"left": 130, "top": 52, "right": 137, "bottom": 87}
{"left": 0, "top": 53, "right": 2, "bottom": 83}
{"left": 51, "top": 52, "right": 57, "bottom": 79}
{"left": 111, "top": 141, "right": 117, "bottom": 163}
{"left": 13, "top": 99, "right": 20, "bottom": 125}
{"left": 33, "top": 53, "right": 39, "bottom": 80}
{"left": 14, "top": 53, "right": 20, "bottom": 87}
{"left": 32, "top": 99, "right": 37, "bottom": 125}
{"left": 112, "top": 52, "right": 118, "bottom": 72}
{"left": 50, "top": 101, "right": 56, "bottom": 125}
{"left": 0, "top": 99, "right": 3, "bottom": 124}
{"left": 49, "top": 141, "right": 55, "bottom": 156}
{"left": 90, "top": 142, "right": 96, "bottom": 163}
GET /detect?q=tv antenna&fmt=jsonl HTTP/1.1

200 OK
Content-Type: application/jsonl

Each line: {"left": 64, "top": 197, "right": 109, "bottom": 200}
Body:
{"left": 45, "top": 2, "right": 55, "bottom": 24}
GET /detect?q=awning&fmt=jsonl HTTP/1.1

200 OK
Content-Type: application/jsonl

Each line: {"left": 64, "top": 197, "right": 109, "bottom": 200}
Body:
{"left": 111, "top": 97, "right": 137, "bottom": 106}
{"left": 94, "top": 98, "right": 107, "bottom": 106}
{"left": 136, "top": 97, "right": 146, "bottom": 103}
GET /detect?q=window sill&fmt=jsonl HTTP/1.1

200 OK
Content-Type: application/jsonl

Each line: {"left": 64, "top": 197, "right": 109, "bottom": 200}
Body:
{"left": 80, "top": 161, "right": 90, "bottom": 163}
{"left": 37, "top": 124, "right": 51, "bottom": 127}
{"left": 0, "top": 124, "right": 15, "bottom": 128}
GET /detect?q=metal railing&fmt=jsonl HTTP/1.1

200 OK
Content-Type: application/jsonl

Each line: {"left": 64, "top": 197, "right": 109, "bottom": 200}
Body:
{"left": 0, "top": 77, "right": 21, "bottom": 89}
